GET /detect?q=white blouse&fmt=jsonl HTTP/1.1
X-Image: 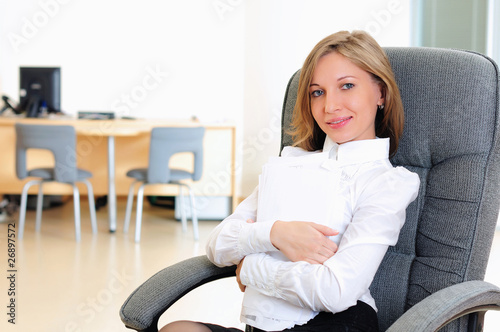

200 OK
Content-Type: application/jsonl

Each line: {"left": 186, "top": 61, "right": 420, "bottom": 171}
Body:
{"left": 206, "top": 137, "right": 420, "bottom": 331}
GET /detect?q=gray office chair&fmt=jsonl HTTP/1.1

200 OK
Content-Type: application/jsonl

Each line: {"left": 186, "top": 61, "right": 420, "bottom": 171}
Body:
{"left": 15, "top": 123, "right": 97, "bottom": 242}
{"left": 123, "top": 126, "right": 205, "bottom": 243}
{"left": 120, "top": 48, "right": 500, "bottom": 331}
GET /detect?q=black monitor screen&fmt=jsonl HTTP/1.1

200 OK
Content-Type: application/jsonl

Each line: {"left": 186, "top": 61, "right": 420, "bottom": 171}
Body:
{"left": 19, "top": 67, "right": 61, "bottom": 117}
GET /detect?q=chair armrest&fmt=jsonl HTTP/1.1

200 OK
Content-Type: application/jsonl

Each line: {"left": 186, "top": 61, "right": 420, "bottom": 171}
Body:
{"left": 387, "top": 280, "right": 500, "bottom": 332}
{"left": 120, "top": 255, "right": 236, "bottom": 332}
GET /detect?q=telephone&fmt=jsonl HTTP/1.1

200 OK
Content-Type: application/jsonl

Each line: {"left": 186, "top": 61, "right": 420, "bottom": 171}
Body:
{"left": 1, "top": 94, "right": 54, "bottom": 117}
{"left": 1, "top": 95, "right": 22, "bottom": 115}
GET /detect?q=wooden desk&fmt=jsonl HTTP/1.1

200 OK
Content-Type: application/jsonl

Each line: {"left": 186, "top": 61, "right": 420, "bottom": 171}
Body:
{"left": 0, "top": 116, "right": 236, "bottom": 231}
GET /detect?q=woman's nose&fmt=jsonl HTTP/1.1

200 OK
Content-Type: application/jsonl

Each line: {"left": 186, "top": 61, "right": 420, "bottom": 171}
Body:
{"left": 324, "top": 93, "right": 339, "bottom": 113}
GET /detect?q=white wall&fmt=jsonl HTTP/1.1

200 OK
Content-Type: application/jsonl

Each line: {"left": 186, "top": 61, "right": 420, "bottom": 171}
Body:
{"left": 487, "top": 0, "right": 500, "bottom": 63}
{"left": 0, "top": 0, "right": 245, "bottom": 122}
{"left": 0, "top": 0, "right": 411, "bottom": 198}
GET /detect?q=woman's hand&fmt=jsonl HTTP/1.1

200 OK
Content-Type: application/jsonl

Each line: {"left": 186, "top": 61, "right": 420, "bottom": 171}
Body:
{"left": 270, "top": 220, "right": 339, "bottom": 264}
{"left": 236, "top": 257, "right": 246, "bottom": 292}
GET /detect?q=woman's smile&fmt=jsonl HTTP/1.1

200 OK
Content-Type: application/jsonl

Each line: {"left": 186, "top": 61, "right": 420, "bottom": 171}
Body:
{"left": 326, "top": 116, "right": 353, "bottom": 129}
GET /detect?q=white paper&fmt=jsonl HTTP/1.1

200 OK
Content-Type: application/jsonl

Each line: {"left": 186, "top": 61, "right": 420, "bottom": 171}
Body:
{"left": 257, "top": 152, "right": 344, "bottom": 243}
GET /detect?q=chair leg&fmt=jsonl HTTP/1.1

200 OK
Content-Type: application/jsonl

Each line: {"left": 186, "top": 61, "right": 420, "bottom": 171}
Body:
{"left": 83, "top": 179, "right": 98, "bottom": 234}
{"left": 186, "top": 184, "right": 199, "bottom": 241}
{"left": 35, "top": 181, "right": 44, "bottom": 231}
{"left": 178, "top": 185, "right": 188, "bottom": 233}
{"left": 72, "top": 185, "right": 81, "bottom": 242}
{"left": 18, "top": 179, "right": 41, "bottom": 240}
{"left": 124, "top": 181, "right": 140, "bottom": 233}
{"left": 134, "top": 184, "right": 146, "bottom": 243}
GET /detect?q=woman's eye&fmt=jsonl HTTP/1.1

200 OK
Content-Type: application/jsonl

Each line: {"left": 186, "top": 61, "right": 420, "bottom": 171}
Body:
{"left": 311, "top": 90, "right": 324, "bottom": 97}
{"left": 342, "top": 83, "right": 354, "bottom": 90}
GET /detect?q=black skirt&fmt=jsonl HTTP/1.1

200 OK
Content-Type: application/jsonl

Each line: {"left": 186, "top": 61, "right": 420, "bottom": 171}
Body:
{"left": 200, "top": 301, "right": 379, "bottom": 332}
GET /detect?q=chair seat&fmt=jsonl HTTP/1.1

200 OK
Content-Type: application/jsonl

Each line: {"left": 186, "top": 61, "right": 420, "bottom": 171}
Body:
{"left": 16, "top": 123, "right": 97, "bottom": 242}
{"left": 28, "top": 168, "right": 93, "bottom": 181}
{"left": 123, "top": 126, "right": 205, "bottom": 243}
{"left": 126, "top": 168, "right": 193, "bottom": 183}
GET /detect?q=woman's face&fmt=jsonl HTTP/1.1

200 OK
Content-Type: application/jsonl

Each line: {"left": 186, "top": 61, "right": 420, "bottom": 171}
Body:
{"left": 310, "top": 52, "right": 384, "bottom": 145}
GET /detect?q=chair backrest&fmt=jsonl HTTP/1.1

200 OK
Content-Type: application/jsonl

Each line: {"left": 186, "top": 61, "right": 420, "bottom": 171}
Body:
{"left": 15, "top": 123, "right": 78, "bottom": 183}
{"left": 147, "top": 126, "right": 205, "bottom": 184}
{"left": 280, "top": 47, "right": 500, "bottom": 331}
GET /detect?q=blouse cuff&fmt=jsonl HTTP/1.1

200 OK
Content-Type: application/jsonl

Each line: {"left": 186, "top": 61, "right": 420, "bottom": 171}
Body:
{"left": 238, "top": 221, "right": 279, "bottom": 257}
{"left": 241, "top": 253, "right": 280, "bottom": 296}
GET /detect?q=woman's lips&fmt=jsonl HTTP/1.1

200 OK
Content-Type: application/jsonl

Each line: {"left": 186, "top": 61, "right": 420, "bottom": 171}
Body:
{"left": 327, "top": 116, "right": 352, "bottom": 129}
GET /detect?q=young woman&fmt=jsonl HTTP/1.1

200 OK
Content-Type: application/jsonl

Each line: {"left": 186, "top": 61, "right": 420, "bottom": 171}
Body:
{"left": 160, "top": 30, "right": 420, "bottom": 332}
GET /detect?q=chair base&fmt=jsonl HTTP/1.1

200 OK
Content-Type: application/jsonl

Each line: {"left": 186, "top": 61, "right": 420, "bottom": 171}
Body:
{"left": 18, "top": 179, "right": 97, "bottom": 241}
{"left": 123, "top": 181, "right": 199, "bottom": 242}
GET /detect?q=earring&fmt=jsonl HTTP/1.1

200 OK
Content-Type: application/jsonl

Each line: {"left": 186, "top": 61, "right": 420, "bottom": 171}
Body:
{"left": 378, "top": 104, "right": 385, "bottom": 111}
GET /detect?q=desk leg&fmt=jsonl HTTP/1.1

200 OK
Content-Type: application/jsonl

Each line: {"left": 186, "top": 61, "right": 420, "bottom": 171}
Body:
{"left": 108, "top": 136, "right": 117, "bottom": 232}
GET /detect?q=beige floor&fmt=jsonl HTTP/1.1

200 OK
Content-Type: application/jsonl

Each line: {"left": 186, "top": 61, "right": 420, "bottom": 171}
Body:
{"left": 0, "top": 198, "right": 499, "bottom": 332}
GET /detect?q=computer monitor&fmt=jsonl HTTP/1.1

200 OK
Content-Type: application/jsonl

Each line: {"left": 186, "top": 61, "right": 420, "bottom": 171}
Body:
{"left": 19, "top": 67, "right": 61, "bottom": 117}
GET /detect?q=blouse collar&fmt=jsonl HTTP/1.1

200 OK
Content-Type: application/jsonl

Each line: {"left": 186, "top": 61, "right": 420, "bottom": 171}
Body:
{"left": 322, "top": 136, "right": 390, "bottom": 165}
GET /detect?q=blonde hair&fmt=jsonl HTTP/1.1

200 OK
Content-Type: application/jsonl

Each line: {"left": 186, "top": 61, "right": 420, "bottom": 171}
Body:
{"left": 289, "top": 30, "right": 404, "bottom": 156}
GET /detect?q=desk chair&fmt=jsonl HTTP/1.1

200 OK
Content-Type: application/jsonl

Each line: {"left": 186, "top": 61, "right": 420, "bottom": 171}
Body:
{"left": 15, "top": 123, "right": 97, "bottom": 242}
{"left": 120, "top": 48, "right": 500, "bottom": 331}
{"left": 123, "top": 127, "right": 205, "bottom": 242}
